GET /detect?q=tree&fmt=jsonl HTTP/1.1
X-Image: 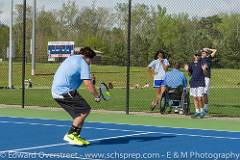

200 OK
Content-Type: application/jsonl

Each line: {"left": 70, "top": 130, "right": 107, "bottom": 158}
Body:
{"left": 217, "top": 13, "right": 240, "bottom": 68}
{"left": 131, "top": 4, "right": 155, "bottom": 66}
{"left": 171, "top": 13, "right": 193, "bottom": 64}
{"left": 36, "top": 8, "right": 61, "bottom": 62}
{"left": 58, "top": 0, "right": 79, "bottom": 28}
{"left": 13, "top": 4, "right": 32, "bottom": 61}
{"left": 9, "top": 1, "right": 239, "bottom": 68}
{"left": 0, "top": 24, "right": 9, "bottom": 59}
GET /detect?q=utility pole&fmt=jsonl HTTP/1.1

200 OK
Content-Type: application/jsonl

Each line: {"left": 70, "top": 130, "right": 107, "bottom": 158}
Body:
{"left": 31, "top": 0, "right": 36, "bottom": 75}
{"left": 8, "top": 0, "right": 13, "bottom": 89}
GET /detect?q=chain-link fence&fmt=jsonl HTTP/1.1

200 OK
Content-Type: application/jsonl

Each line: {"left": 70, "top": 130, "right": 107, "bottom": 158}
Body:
{"left": 0, "top": 0, "right": 240, "bottom": 117}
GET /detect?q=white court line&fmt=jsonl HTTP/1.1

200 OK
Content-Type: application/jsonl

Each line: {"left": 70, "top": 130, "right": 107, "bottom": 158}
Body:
{"left": 0, "top": 120, "right": 240, "bottom": 156}
{"left": 153, "top": 132, "right": 240, "bottom": 140}
{"left": 0, "top": 132, "right": 154, "bottom": 153}
{"left": 0, "top": 121, "right": 68, "bottom": 127}
{"left": 0, "top": 120, "right": 144, "bottom": 133}
{"left": 1, "top": 120, "right": 240, "bottom": 140}
{"left": 87, "top": 120, "right": 240, "bottom": 133}
{"left": 1, "top": 130, "right": 240, "bottom": 155}
{"left": 2, "top": 116, "right": 240, "bottom": 133}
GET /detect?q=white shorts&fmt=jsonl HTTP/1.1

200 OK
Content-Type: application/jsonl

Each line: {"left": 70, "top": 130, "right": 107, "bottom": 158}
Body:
{"left": 190, "top": 87, "right": 204, "bottom": 97}
{"left": 204, "top": 77, "right": 210, "bottom": 95}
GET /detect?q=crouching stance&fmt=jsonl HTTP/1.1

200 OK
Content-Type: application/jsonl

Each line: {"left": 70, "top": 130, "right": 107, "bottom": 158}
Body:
{"left": 51, "top": 47, "right": 101, "bottom": 146}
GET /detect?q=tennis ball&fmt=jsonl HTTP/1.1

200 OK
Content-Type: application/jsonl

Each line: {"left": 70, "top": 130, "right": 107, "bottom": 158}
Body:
{"left": 105, "top": 91, "right": 110, "bottom": 96}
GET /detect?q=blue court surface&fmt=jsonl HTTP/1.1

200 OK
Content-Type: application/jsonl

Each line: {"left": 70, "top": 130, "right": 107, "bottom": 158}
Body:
{"left": 0, "top": 117, "right": 240, "bottom": 160}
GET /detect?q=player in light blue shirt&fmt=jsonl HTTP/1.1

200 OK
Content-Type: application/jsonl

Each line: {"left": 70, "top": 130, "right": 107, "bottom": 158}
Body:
{"left": 52, "top": 47, "right": 100, "bottom": 146}
{"left": 52, "top": 54, "right": 91, "bottom": 96}
{"left": 164, "top": 62, "right": 187, "bottom": 89}
{"left": 164, "top": 62, "right": 187, "bottom": 111}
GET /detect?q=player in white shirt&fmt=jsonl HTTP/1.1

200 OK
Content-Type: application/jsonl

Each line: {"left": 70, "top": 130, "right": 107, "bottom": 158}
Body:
{"left": 148, "top": 49, "right": 170, "bottom": 111}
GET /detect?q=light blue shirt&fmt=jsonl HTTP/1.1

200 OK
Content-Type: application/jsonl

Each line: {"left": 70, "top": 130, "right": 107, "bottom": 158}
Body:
{"left": 164, "top": 69, "right": 187, "bottom": 88}
{"left": 51, "top": 55, "right": 91, "bottom": 96}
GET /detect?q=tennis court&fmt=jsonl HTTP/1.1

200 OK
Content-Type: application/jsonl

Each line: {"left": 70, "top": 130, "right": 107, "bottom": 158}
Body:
{"left": 1, "top": 116, "right": 240, "bottom": 160}
{"left": 1, "top": 0, "right": 240, "bottom": 159}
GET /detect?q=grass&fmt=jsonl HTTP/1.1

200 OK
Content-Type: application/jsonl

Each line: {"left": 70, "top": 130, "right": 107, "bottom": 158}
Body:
{"left": 0, "top": 61, "right": 240, "bottom": 117}
{"left": 0, "top": 87, "right": 239, "bottom": 117}
{"left": 0, "top": 62, "right": 128, "bottom": 88}
{"left": 0, "top": 62, "right": 240, "bottom": 88}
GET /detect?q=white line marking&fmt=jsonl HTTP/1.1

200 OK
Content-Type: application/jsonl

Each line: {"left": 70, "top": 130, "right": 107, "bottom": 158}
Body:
{"left": 154, "top": 132, "right": 240, "bottom": 140}
{"left": 0, "top": 120, "right": 144, "bottom": 133}
{"left": 0, "top": 143, "right": 68, "bottom": 153}
{"left": 89, "top": 132, "right": 154, "bottom": 142}
{"left": 0, "top": 132, "right": 153, "bottom": 153}
{"left": 1, "top": 120, "right": 240, "bottom": 140}
{"left": 88, "top": 121, "right": 240, "bottom": 133}
{"left": 1, "top": 128, "right": 240, "bottom": 154}
{"left": 86, "top": 126, "right": 144, "bottom": 133}
{"left": 1, "top": 116, "right": 240, "bottom": 133}
{"left": 0, "top": 121, "right": 68, "bottom": 127}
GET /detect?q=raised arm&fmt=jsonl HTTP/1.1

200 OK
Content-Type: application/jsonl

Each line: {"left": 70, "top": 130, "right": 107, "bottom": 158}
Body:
{"left": 162, "top": 59, "right": 169, "bottom": 71}
{"left": 184, "top": 64, "right": 192, "bottom": 76}
{"left": 162, "top": 62, "right": 169, "bottom": 71}
{"left": 210, "top": 49, "right": 217, "bottom": 58}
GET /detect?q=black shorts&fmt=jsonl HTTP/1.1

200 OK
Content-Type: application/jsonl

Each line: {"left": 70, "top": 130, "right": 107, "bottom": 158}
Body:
{"left": 54, "top": 90, "right": 91, "bottom": 119}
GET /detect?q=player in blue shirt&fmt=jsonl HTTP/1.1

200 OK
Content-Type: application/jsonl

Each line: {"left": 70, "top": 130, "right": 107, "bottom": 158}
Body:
{"left": 164, "top": 62, "right": 187, "bottom": 89}
{"left": 52, "top": 47, "right": 101, "bottom": 146}
{"left": 164, "top": 62, "right": 187, "bottom": 112}
{"left": 200, "top": 48, "right": 217, "bottom": 113}
{"left": 185, "top": 52, "right": 208, "bottom": 118}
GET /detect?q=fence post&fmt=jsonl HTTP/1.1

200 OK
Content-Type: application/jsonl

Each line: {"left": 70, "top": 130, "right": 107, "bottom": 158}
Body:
{"left": 126, "top": 0, "right": 132, "bottom": 115}
{"left": 22, "top": 0, "right": 26, "bottom": 108}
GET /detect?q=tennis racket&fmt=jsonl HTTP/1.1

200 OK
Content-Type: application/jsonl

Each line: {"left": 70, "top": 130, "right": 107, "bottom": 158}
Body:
{"left": 99, "top": 82, "right": 111, "bottom": 101}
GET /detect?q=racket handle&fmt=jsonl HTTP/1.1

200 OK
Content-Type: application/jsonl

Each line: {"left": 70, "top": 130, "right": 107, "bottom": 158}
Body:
{"left": 95, "top": 96, "right": 101, "bottom": 102}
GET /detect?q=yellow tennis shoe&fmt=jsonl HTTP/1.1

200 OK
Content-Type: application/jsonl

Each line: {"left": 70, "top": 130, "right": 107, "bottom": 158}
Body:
{"left": 63, "top": 132, "right": 90, "bottom": 146}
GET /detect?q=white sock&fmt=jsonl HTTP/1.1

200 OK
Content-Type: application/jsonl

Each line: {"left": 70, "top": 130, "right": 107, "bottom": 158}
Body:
{"left": 204, "top": 104, "right": 208, "bottom": 110}
{"left": 196, "top": 109, "right": 200, "bottom": 113}
{"left": 200, "top": 108, "right": 204, "bottom": 113}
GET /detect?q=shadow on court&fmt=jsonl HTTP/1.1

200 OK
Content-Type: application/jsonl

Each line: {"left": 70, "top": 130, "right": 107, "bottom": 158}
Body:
{"left": 95, "top": 135, "right": 176, "bottom": 145}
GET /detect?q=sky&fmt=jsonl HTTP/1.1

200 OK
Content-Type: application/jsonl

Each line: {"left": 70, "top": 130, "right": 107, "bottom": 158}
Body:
{"left": 0, "top": 0, "right": 240, "bottom": 25}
